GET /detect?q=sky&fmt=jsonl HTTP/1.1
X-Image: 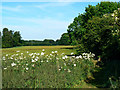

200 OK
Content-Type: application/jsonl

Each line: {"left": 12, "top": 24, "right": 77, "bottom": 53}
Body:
{"left": 1, "top": 1, "right": 117, "bottom": 40}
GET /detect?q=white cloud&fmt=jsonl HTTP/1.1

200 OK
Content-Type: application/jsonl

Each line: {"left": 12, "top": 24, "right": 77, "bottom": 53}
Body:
{"left": 2, "top": 5, "right": 22, "bottom": 12}
{"left": 35, "top": 2, "right": 72, "bottom": 10}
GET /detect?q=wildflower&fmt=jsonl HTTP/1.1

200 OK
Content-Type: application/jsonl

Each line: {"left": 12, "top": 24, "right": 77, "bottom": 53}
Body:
{"left": 11, "top": 62, "right": 16, "bottom": 67}
{"left": 65, "top": 55, "right": 68, "bottom": 59}
{"left": 50, "top": 54, "right": 53, "bottom": 56}
{"left": 21, "top": 53, "right": 23, "bottom": 55}
{"left": 15, "top": 58, "right": 17, "bottom": 60}
{"left": 32, "top": 59, "right": 35, "bottom": 62}
{"left": 111, "top": 13, "right": 115, "bottom": 17}
{"left": 35, "top": 58, "right": 38, "bottom": 61}
{"left": 79, "top": 55, "right": 82, "bottom": 59}
{"left": 6, "top": 54, "right": 8, "bottom": 56}
{"left": 42, "top": 49, "right": 45, "bottom": 51}
{"left": 36, "top": 53, "right": 40, "bottom": 55}
{"left": 46, "top": 60, "right": 48, "bottom": 62}
{"left": 76, "top": 56, "right": 79, "bottom": 59}
{"left": 74, "top": 64, "right": 76, "bottom": 67}
{"left": 62, "top": 57, "right": 65, "bottom": 59}
{"left": 26, "top": 68, "right": 29, "bottom": 70}
{"left": 59, "top": 68, "right": 61, "bottom": 71}
{"left": 71, "top": 52, "right": 74, "bottom": 55}
{"left": 10, "top": 57, "right": 13, "bottom": 59}
{"left": 64, "top": 63, "right": 66, "bottom": 66}
{"left": 55, "top": 51, "right": 57, "bottom": 53}
{"left": 68, "top": 69, "right": 71, "bottom": 72}
{"left": 16, "top": 54, "right": 18, "bottom": 56}
{"left": 41, "top": 52, "right": 44, "bottom": 56}
{"left": 41, "top": 60, "right": 43, "bottom": 62}
{"left": 4, "top": 68, "right": 7, "bottom": 70}
{"left": 72, "top": 56, "right": 75, "bottom": 58}
{"left": 27, "top": 51, "right": 29, "bottom": 53}
{"left": 52, "top": 51, "right": 54, "bottom": 53}
{"left": 32, "top": 64, "right": 35, "bottom": 67}
{"left": 26, "top": 64, "right": 28, "bottom": 65}
{"left": 64, "top": 69, "right": 66, "bottom": 71}
{"left": 3, "top": 56, "right": 5, "bottom": 60}
{"left": 16, "top": 51, "right": 20, "bottom": 52}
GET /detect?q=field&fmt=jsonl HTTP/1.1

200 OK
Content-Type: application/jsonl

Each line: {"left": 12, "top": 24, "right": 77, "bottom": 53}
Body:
{"left": 2, "top": 46, "right": 77, "bottom": 55}
{"left": 2, "top": 46, "right": 97, "bottom": 88}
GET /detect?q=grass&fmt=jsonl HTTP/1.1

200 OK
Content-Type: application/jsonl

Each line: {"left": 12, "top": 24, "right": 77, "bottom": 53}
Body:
{"left": 2, "top": 46, "right": 98, "bottom": 88}
{"left": 2, "top": 46, "right": 77, "bottom": 55}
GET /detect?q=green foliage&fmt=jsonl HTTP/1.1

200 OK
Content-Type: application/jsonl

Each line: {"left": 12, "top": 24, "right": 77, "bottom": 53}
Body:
{"left": 67, "top": 1, "right": 120, "bottom": 61}
{"left": 2, "top": 28, "right": 22, "bottom": 48}
{"left": 58, "top": 33, "right": 71, "bottom": 45}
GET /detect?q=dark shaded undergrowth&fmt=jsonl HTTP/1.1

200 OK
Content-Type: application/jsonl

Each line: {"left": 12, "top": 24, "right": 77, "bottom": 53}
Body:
{"left": 88, "top": 60, "right": 120, "bottom": 88}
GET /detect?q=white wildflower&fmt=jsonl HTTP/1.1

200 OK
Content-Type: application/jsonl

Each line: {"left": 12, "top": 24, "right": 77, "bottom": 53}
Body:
{"left": 11, "top": 62, "right": 16, "bottom": 67}
{"left": 4, "top": 68, "right": 7, "bottom": 70}
{"left": 16, "top": 54, "right": 18, "bottom": 56}
{"left": 79, "top": 55, "right": 82, "bottom": 59}
{"left": 65, "top": 55, "right": 68, "bottom": 59}
{"left": 42, "top": 49, "right": 45, "bottom": 51}
{"left": 50, "top": 54, "right": 52, "bottom": 56}
{"left": 72, "top": 56, "right": 75, "bottom": 58}
{"left": 64, "top": 63, "right": 66, "bottom": 66}
{"left": 16, "top": 51, "right": 20, "bottom": 52}
{"left": 74, "top": 64, "right": 76, "bottom": 67}
{"left": 62, "top": 57, "right": 65, "bottom": 59}
{"left": 26, "top": 68, "right": 29, "bottom": 70}
{"left": 36, "top": 53, "right": 40, "bottom": 55}
{"left": 3, "top": 56, "right": 5, "bottom": 60}
{"left": 41, "top": 52, "right": 44, "bottom": 56}
{"left": 52, "top": 51, "right": 54, "bottom": 53}
{"left": 32, "top": 59, "right": 35, "bottom": 62}
{"left": 71, "top": 52, "right": 74, "bottom": 55}
{"left": 55, "top": 51, "right": 57, "bottom": 53}
{"left": 76, "top": 56, "right": 79, "bottom": 59}
{"left": 59, "top": 68, "right": 61, "bottom": 71}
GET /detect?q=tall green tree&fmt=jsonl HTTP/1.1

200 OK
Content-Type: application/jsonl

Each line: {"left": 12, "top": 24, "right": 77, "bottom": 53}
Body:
{"left": 59, "top": 33, "right": 70, "bottom": 45}
{"left": 67, "top": 1, "right": 120, "bottom": 46}
{"left": 2, "top": 28, "right": 22, "bottom": 48}
{"left": 13, "top": 31, "right": 22, "bottom": 46}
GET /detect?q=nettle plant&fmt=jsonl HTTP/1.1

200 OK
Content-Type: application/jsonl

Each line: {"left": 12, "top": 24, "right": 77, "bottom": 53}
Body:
{"left": 2, "top": 50, "right": 96, "bottom": 88}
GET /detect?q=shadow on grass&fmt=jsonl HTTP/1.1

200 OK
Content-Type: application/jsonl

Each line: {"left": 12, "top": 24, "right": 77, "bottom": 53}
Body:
{"left": 88, "top": 60, "right": 120, "bottom": 88}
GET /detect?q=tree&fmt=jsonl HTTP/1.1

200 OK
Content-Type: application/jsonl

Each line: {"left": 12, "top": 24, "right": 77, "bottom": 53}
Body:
{"left": 2, "top": 28, "right": 22, "bottom": 48}
{"left": 67, "top": 1, "right": 120, "bottom": 46}
{"left": 59, "top": 33, "right": 70, "bottom": 45}
{"left": 2, "top": 28, "right": 14, "bottom": 48}
{"left": 13, "top": 31, "right": 22, "bottom": 46}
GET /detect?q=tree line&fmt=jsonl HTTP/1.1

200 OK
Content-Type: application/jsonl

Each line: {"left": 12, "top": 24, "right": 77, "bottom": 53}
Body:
{"left": 1, "top": 28, "right": 71, "bottom": 48}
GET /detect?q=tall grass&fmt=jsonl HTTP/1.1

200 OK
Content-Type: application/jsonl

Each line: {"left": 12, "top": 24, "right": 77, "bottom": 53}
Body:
{"left": 2, "top": 50, "right": 96, "bottom": 88}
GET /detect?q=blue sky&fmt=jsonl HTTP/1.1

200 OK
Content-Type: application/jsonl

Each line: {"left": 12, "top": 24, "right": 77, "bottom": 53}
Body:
{"left": 2, "top": 2, "right": 100, "bottom": 40}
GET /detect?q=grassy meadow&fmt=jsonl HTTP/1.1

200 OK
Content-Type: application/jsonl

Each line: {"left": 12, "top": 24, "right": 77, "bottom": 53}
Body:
{"left": 2, "top": 46, "right": 97, "bottom": 88}
{"left": 2, "top": 46, "right": 76, "bottom": 55}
